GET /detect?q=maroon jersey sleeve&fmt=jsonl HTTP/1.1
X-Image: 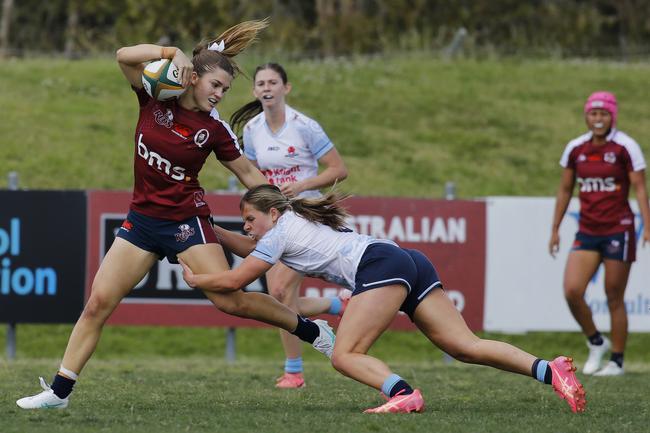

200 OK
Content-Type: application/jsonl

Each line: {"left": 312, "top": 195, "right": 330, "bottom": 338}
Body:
{"left": 620, "top": 148, "right": 634, "bottom": 172}
{"left": 132, "top": 85, "right": 152, "bottom": 108}
{"left": 208, "top": 116, "right": 243, "bottom": 162}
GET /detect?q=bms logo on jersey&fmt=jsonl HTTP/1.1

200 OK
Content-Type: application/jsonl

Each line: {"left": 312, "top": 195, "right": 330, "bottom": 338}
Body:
{"left": 137, "top": 133, "right": 187, "bottom": 181}
{"left": 577, "top": 176, "right": 617, "bottom": 193}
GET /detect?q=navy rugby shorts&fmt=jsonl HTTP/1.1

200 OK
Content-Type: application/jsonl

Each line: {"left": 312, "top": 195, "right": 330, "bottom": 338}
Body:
{"left": 116, "top": 210, "right": 219, "bottom": 263}
{"left": 571, "top": 227, "right": 636, "bottom": 262}
{"left": 353, "top": 242, "right": 443, "bottom": 321}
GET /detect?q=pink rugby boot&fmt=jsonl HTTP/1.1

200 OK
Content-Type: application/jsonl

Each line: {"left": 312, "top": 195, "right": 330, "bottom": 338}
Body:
{"left": 275, "top": 372, "right": 305, "bottom": 389}
{"left": 549, "top": 356, "right": 586, "bottom": 413}
{"left": 364, "top": 389, "right": 424, "bottom": 414}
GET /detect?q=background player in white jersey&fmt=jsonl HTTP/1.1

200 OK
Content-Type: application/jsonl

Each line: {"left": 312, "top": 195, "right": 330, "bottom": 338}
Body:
{"left": 230, "top": 63, "right": 349, "bottom": 388}
{"left": 16, "top": 21, "right": 335, "bottom": 410}
{"left": 181, "top": 185, "right": 587, "bottom": 414}
{"left": 549, "top": 91, "right": 650, "bottom": 376}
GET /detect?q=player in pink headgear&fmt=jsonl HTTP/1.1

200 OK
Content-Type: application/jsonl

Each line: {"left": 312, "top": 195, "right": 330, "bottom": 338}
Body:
{"left": 584, "top": 91, "right": 618, "bottom": 127}
{"left": 550, "top": 90, "right": 650, "bottom": 377}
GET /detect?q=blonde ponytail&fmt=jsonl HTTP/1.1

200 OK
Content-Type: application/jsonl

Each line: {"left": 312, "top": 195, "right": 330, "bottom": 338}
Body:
{"left": 192, "top": 18, "right": 269, "bottom": 78}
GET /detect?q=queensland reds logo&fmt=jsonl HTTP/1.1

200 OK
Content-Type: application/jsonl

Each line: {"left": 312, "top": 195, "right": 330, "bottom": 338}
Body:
{"left": 604, "top": 152, "right": 616, "bottom": 164}
{"left": 174, "top": 224, "right": 195, "bottom": 242}
{"left": 194, "top": 129, "right": 209, "bottom": 148}
{"left": 154, "top": 109, "right": 173, "bottom": 128}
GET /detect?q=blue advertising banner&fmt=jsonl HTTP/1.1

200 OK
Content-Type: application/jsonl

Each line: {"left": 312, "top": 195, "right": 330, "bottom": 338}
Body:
{"left": 0, "top": 191, "right": 86, "bottom": 323}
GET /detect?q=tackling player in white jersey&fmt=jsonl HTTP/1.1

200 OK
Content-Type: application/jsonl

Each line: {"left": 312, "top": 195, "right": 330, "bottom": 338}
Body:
{"left": 181, "top": 185, "right": 587, "bottom": 414}
{"left": 230, "top": 63, "right": 349, "bottom": 388}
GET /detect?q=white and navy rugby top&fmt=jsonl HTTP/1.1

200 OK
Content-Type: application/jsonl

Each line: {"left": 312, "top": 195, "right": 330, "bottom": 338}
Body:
{"left": 250, "top": 211, "right": 394, "bottom": 288}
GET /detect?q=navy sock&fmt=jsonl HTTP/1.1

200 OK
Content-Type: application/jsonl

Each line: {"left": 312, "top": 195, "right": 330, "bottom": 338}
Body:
{"left": 531, "top": 359, "right": 552, "bottom": 384}
{"left": 51, "top": 373, "right": 75, "bottom": 399}
{"left": 291, "top": 315, "right": 319, "bottom": 344}
{"left": 610, "top": 352, "right": 624, "bottom": 368}
{"left": 588, "top": 331, "right": 603, "bottom": 346}
{"left": 390, "top": 380, "right": 414, "bottom": 397}
{"left": 381, "top": 374, "right": 414, "bottom": 397}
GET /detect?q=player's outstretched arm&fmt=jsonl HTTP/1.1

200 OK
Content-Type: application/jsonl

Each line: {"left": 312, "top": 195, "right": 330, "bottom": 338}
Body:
{"left": 213, "top": 224, "right": 257, "bottom": 257}
{"left": 179, "top": 256, "right": 271, "bottom": 292}
{"left": 220, "top": 156, "right": 268, "bottom": 189}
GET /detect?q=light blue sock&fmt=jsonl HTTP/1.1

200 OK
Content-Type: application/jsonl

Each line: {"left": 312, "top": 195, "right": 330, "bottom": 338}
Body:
{"left": 381, "top": 374, "right": 402, "bottom": 396}
{"left": 285, "top": 357, "right": 303, "bottom": 374}
{"left": 535, "top": 360, "right": 550, "bottom": 383}
{"left": 328, "top": 297, "right": 342, "bottom": 315}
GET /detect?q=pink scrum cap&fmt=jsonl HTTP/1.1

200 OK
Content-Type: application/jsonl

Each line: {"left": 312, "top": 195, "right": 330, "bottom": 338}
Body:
{"left": 584, "top": 91, "right": 618, "bottom": 126}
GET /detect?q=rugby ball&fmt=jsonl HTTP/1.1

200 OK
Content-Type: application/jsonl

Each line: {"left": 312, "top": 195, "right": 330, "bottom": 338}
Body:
{"left": 142, "top": 59, "right": 185, "bottom": 100}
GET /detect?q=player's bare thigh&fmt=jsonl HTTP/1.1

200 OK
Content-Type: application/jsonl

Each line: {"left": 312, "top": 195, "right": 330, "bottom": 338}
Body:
{"left": 412, "top": 288, "right": 480, "bottom": 356}
{"left": 177, "top": 243, "right": 250, "bottom": 309}
{"left": 90, "top": 237, "right": 159, "bottom": 304}
{"left": 564, "top": 250, "right": 601, "bottom": 295}
{"left": 602, "top": 258, "right": 631, "bottom": 300}
{"left": 333, "top": 284, "right": 407, "bottom": 356}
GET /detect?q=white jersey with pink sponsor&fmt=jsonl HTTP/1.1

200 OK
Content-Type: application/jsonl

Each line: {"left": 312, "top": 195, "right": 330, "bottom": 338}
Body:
{"left": 560, "top": 128, "right": 646, "bottom": 235}
{"left": 243, "top": 105, "right": 334, "bottom": 198}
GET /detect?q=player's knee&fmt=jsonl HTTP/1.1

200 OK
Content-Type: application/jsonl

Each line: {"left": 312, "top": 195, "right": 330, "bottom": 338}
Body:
{"left": 604, "top": 289, "right": 625, "bottom": 309}
{"left": 563, "top": 286, "right": 583, "bottom": 303}
{"left": 268, "top": 285, "right": 288, "bottom": 302}
{"left": 209, "top": 293, "right": 249, "bottom": 317}
{"left": 330, "top": 352, "right": 349, "bottom": 375}
{"left": 446, "top": 342, "right": 481, "bottom": 364}
{"left": 81, "top": 294, "right": 112, "bottom": 322}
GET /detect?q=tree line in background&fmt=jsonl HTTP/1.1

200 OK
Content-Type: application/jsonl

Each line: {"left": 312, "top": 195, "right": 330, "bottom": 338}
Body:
{"left": 2, "top": 0, "right": 650, "bottom": 59}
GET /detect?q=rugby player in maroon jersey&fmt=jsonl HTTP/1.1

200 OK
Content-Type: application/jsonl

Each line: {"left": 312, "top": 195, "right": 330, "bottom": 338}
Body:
{"left": 16, "top": 20, "right": 334, "bottom": 410}
{"left": 549, "top": 91, "right": 650, "bottom": 376}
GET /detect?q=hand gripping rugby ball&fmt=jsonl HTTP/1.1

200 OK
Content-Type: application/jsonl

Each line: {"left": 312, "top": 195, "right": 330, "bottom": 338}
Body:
{"left": 141, "top": 59, "right": 185, "bottom": 100}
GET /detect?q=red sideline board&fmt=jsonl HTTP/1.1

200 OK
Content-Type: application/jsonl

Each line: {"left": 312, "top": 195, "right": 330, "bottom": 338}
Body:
{"left": 87, "top": 191, "right": 486, "bottom": 330}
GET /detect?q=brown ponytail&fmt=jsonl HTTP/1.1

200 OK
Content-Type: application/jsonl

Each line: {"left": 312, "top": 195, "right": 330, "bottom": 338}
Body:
{"left": 241, "top": 185, "right": 351, "bottom": 231}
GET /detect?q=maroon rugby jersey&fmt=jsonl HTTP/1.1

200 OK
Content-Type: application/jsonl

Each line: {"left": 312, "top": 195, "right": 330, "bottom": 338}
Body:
{"left": 129, "top": 87, "right": 242, "bottom": 221}
{"left": 560, "top": 128, "right": 646, "bottom": 235}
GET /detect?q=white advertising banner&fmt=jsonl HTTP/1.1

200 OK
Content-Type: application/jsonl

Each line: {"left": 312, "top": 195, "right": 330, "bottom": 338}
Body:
{"left": 484, "top": 197, "right": 649, "bottom": 332}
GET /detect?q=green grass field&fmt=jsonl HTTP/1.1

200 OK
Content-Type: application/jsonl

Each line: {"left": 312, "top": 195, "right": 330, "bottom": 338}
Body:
{"left": 2, "top": 326, "right": 650, "bottom": 432}
{"left": 4, "top": 358, "right": 649, "bottom": 433}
